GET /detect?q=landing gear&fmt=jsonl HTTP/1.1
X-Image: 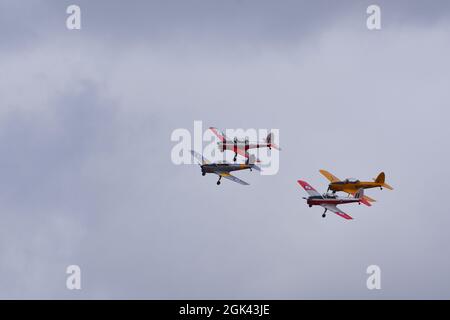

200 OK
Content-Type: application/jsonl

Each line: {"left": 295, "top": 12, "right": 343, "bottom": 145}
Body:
{"left": 380, "top": 187, "right": 383, "bottom": 190}
{"left": 233, "top": 154, "right": 237, "bottom": 162}
{"left": 322, "top": 208, "right": 327, "bottom": 218}
{"left": 202, "top": 172, "right": 206, "bottom": 176}
{"left": 217, "top": 176, "right": 222, "bottom": 185}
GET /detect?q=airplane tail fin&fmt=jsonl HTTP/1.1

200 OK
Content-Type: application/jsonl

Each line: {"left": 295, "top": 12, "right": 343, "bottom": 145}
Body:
{"left": 374, "top": 172, "right": 393, "bottom": 189}
{"left": 266, "top": 132, "right": 281, "bottom": 150}
{"left": 374, "top": 172, "right": 385, "bottom": 184}
{"left": 355, "top": 188, "right": 364, "bottom": 200}
{"left": 266, "top": 132, "right": 273, "bottom": 144}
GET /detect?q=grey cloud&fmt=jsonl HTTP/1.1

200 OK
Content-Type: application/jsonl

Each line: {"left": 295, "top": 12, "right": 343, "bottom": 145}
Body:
{"left": 2, "top": 1, "right": 450, "bottom": 51}
{"left": 0, "top": 1, "right": 450, "bottom": 299}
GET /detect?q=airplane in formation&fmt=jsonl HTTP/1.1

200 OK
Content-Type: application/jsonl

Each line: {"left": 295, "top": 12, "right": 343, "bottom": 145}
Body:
{"left": 297, "top": 180, "right": 364, "bottom": 220}
{"left": 209, "top": 127, "right": 281, "bottom": 162}
{"left": 186, "top": 127, "right": 393, "bottom": 220}
{"left": 190, "top": 150, "right": 260, "bottom": 185}
{"left": 319, "top": 170, "right": 393, "bottom": 206}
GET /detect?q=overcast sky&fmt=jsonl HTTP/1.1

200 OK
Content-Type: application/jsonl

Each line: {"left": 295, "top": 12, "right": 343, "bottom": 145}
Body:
{"left": 0, "top": 0, "right": 450, "bottom": 299}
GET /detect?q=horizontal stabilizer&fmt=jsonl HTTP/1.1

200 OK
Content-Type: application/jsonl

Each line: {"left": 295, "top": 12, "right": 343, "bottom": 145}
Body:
{"left": 382, "top": 183, "right": 394, "bottom": 190}
{"left": 360, "top": 197, "right": 372, "bottom": 207}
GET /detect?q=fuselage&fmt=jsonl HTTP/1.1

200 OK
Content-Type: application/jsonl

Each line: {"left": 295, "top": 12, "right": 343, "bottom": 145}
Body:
{"left": 329, "top": 181, "right": 382, "bottom": 192}
{"left": 307, "top": 195, "right": 360, "bottom": 206}
{"left": 218, "top": 141, "right": 270, "bottom": 152}
{"left": 201, "top": 163, "right": 252, "bottom": 174}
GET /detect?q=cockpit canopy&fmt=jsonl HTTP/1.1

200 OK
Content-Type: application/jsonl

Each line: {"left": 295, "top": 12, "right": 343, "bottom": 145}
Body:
{"left": 323, "top": 193, "right": 337, "bottom": 199}
{"left": 344, "top": 178, "right": 360, "bottom": 183}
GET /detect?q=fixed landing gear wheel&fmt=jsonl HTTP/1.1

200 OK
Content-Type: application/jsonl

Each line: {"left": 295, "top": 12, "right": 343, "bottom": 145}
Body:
{"left": 202, "top": 172, "right": 206, "bottom": 176}
{"left": 217, "top": 181, "right": 221, "bottom": 185}
{"left": 233, "top": 156, "right": 237, "bottom": 162}
{"left": 322, "top": 213, "right": 326, "bottom": 218}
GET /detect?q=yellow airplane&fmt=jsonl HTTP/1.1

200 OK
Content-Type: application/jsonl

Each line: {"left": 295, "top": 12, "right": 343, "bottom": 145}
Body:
{"left": 319, "top": 170, "right": 393, "bottom": 206}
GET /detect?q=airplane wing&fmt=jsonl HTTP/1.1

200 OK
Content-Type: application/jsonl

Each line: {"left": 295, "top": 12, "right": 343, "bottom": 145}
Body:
{"left": 218, "top": 172, "right": 249, "bottom": 185}
{"left": 322, "top": 204, "right": 353, "bottom": 220}
{"left": 297, "top": 180, "right": 322, "bottom": 197}
{"left": 319, "top": 170, "right": 341, "bottom": 182}
{"left": 190, "top": 150, "right": 210, "bottom": 165}
{"left": 209, "top": 127, "right": 229, "bottom": 143}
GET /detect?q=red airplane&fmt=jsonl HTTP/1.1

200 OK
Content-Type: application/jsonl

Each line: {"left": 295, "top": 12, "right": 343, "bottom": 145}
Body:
{"left": 209, "top": 127, "right": 280, "bottom": 162}
{"left": 297, "top": 180, "right": 364, "bottom": 220}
